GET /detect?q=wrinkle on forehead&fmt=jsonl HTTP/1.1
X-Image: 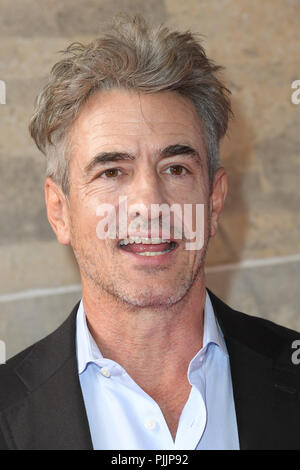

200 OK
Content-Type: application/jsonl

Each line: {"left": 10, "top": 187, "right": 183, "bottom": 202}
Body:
{"left": 69, "top": 89, "right": 206, "bottom": 173}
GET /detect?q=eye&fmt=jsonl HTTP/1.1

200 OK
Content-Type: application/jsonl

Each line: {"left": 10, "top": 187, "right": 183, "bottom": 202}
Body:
{"left": 165, "top": 165, "right": 188, "bottom": 176}
{"left": 101, "top": 168, "right": 122, "bottom": 178}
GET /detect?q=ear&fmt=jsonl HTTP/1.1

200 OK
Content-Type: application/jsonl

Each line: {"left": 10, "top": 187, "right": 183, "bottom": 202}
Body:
{"left": 209, "top": 167, "right": 228, "bottom": 238}
{"left": 44, "top": 177, "right": 71, "bottom": 245}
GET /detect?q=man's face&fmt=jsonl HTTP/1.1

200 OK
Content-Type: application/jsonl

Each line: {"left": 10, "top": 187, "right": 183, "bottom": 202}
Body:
{"left": 65, "top": 89, "right": 213, "bottom": 307}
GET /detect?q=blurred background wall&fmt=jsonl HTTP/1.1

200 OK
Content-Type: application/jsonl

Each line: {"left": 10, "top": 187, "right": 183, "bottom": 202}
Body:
{"left": 0, "top": 0, "right": 299, "bottom": 359}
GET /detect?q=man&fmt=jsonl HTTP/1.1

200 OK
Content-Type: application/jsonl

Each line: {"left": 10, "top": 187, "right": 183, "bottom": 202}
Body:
{"left": 1, "top": 15, "right": 300, "bottom": 450}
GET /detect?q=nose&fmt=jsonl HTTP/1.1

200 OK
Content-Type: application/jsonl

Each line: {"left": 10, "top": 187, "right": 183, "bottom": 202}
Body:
{"left": 127, "top": 169, "right": 166, "bottom": 217}
{"left": 124, "top": 168, "right": 172, "bottom": 237}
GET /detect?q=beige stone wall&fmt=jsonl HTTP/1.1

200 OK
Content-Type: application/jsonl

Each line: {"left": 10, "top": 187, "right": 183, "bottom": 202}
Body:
{"left": 1, "top": 0, "right": 299, "bottom": 359}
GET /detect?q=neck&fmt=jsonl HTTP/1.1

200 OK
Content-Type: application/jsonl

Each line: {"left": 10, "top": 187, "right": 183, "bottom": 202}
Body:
{"left": 81, "top": 270, "right": 207, "bottom": 395}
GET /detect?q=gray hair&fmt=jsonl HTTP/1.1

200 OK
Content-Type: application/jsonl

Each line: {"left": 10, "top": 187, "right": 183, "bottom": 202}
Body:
{"left": 29, "top": 14, "right": 232, "bottom": 195}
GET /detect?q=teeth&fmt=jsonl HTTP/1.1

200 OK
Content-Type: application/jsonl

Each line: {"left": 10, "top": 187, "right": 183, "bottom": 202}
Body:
{"left": 119, "top": 237, "right": 170, "bottom": 246}
{"left": 136, "top": 249, "right": 173, "bottom": 256}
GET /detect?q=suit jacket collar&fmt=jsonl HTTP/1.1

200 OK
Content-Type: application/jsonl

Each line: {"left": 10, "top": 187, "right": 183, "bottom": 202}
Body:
{"left": 1, "top": 290, "right": 300, "bottom": 449}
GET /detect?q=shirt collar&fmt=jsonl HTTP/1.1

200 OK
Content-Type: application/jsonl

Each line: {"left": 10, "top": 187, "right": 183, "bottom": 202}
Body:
{"left": 76, "top": 289, "right": 228, "bottom": 375}
{"left": 202, "top": 289, "right": 228, "bottom": 357}
{"left": 76, "top": 300, "right": 104, "bottom": 374}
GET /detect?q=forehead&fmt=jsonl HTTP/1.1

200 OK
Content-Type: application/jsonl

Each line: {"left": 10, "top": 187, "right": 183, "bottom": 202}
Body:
{"left": 70, "top": 89, "right": 205, "bottom": 158}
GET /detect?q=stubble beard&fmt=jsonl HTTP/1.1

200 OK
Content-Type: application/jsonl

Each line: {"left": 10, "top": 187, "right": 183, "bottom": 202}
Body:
{"left": 71, "top": 232, "right": 211, "bottom": 311}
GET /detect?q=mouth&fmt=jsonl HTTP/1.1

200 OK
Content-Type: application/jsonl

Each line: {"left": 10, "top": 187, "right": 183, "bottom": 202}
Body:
{"left": 118, "top": 237, "right": 178, "bottom": 257}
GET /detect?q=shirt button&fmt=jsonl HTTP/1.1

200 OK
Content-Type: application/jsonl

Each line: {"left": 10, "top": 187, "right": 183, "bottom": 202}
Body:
{"left": 144, "top": 419, "right": 156, "bottom": 431}
{"left": 100, "top": 367, "right": 111, "bottom": 378}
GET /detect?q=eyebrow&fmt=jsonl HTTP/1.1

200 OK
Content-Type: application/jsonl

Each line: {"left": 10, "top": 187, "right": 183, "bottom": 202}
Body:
{"left": 84, "top": 144, "right": 203, "bottom": 176}
{"left": 160, "top": 144, "right": 202, "bottom": 165}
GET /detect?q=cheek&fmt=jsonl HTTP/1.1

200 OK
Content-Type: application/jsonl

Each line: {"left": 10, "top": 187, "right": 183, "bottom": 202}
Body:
{"left": 69, "top": 196, "right": 98, "bottom": 241}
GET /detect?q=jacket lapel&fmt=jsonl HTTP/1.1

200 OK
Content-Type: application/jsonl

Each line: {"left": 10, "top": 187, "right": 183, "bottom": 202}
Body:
{"left": 1, "top": 303, "right": 93, "bottom": 450}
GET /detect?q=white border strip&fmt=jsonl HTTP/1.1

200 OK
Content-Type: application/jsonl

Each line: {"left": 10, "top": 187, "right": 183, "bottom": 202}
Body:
{"left": 1, "top": 253, "right": 300, "bottom": 303}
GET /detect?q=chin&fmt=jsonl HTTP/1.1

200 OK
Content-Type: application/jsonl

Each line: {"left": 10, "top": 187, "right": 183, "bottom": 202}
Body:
{"left": 117, "top": 284, "right": 191, "bottom": 309}
{"left": 122, "top": 295, "right": 180, "bottom": 309}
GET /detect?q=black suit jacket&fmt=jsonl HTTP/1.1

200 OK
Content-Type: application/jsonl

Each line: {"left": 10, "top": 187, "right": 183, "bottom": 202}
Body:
{"left": 1, "top": 289, "right": 300, "bottom": 450}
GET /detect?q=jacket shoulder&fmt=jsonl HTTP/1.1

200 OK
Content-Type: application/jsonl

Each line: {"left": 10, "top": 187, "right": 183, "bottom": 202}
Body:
{"left": 208, "top": 289, "right": 300, "bottom": 362}
{"left": 0, "top": 343, "right": 35, "bottom": 410}
{"left": 0, "top": 301, "right": 80, "bottom": 413}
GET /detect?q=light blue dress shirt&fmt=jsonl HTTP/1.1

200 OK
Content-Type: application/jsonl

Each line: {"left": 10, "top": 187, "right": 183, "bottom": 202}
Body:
{"left": 76, "top": 290, "right": 240, "bottom": 450}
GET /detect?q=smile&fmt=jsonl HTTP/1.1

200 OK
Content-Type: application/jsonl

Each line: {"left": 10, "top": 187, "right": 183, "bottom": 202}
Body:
{"left": 118, "top": 237, "right": 178, "bottom": 257}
